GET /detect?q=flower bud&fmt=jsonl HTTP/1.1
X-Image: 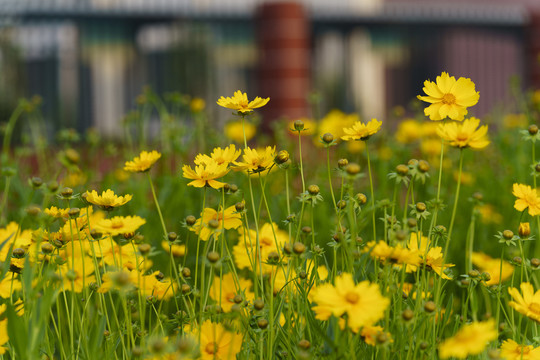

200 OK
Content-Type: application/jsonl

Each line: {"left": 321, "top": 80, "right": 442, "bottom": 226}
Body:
{"left": 41, "top": 242, "right": 54, "bottom": 254}
{"left": 60, "top": 187, "right": 73, "bottom": 198}
{"left": 275, "top": 150, "right": 290, "bottom": 165}
{"left": 418, "top": 160, "right": 430, "bottom": 173}
{"left": 138, "top": 243, "right": 151, "bottom": 255}
{"left": 322, "top": 133, "right": 334, "bottom": 144}
{"left": 257, "top": 319, "right": 269, "bottom": 329}
{"left": 235, "top": 202, "right": 245, "bottom": 212}
{"left": 407, "top": 218, "right": 417, "bottom": 228}
{"left": 181, "top": 284, "right": 191, "bottom": 294}
{"left": 513, "top": 256, "right": 522, "bottom": 265}
{"left": 253, "top": 299, "right": 265, "bottom": 310}
{"left": 31, "top": 177, "right": 43, "bottom": 188}
{"left": 402, "top": 309, "right": 414, "bottom": 321}
{"left": 519, "top": 222, "right": 531, "bottom": 237}
{"left": 301, "top": 226, "right": 312, "bottom": 234}
{"left": 208, "top": 219, "right": 219, "bottom": 229}
{"left": 336, "top": 200, "right": 347, "bottom": 209}
{"left": 396, "top": 164, "right": 409, "bottom": 176}
{"left": 298, "top": 339, "right": 311, "bottom": 350}
{"left": 47, "top": 180, "right": 59, "bottom": 192}
{"left": 182, "top": 267, "right": 191, "bottom": 278}
{"left": 532, "top": 258, "right": 540, "bottom": 268}
{"left": 424, "top": 301, "right": 436, "bottom": 313}
{"left": 356, "top": 193, "right": 367, "bottom": 205}
{"left": 416, "top": 202, "right": 426, "bottom": 213}
{"left": 345, "top": 163, "right": 361, "bottom": 175}
{"left": 185, "top": 215, "right": 196, "bottom": 226}
{"left": 337, "top": 158, "right": 349, "bottom": 169}
{"left": 168, "top": 232, "right": 178, "bottom": 241}
{"left": 529, "top": 124, "right": 539, "bottom": 135}
{"left": 502, "top": 230, "right": 514, "bottom": 240}
{"left": 293, "top": 119, "right": 305, "bottom": 131}
{"left": 229, "top": 184, "right": 238, "bottom": 193}
{"left": 307, "top": 185, "right": 319, "bottom": 195}
{"left": 207, "top": 251, "right": 220, "bottom": 263}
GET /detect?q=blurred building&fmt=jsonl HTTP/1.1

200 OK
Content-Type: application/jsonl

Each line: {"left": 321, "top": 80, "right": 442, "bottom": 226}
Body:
{"left": 0, "top": 0, "right": 537, "bottom": 137}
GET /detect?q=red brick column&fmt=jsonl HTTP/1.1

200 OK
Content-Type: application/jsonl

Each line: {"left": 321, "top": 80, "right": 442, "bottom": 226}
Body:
{"left": 256, "top": 2, "right": 310, "bottom": 131}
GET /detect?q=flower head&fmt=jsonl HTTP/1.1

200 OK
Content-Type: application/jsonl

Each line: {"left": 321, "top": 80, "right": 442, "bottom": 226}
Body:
{"left": 182, "top": 160, "right": 229, "bottom": 189}
{"left": 508, "top": 282, "right": 540, "bottom": 323}
{"left": 209, "top": 273, "right": 254, "bottom": 312}
{"left": 472, "top": 252, "right": 513, "bottom": 286}
{"left": 436, "top": 117, "right": 489, "bottom": 149}
{"left": 93, "top": 216, "right": 146, "bottom": 236}
{"left": 124, "top": 150, "right": 161, "bottom": 172}
{"left": 85, "top": 189, "right": 132, "bottom": 210}
{"left": 194, "top": 145, "right": 241, "bottom": 167}
{"left": 341, "top": 119, "right": 382, "bottom": 141}
{"left": 499, "top": 339, "right": 540, "bottom": 360}
{"left": 196, "top": 320, "right": 243, "bottom": 360}
{"left": 217, "top": 90, "right": 269, "bottom": 114}
{"left": 438, "top": 319, "right": 497, "bottom": 359}
{"left": 190, "top": 205, "right": 242, "bottom": 241}
{"left": 512, "top": 183, "right": 540, "bottom": 216}
{"left": 418, "top": 72, "right": 480, "bottom": 121}
{"left": 311, "top": 273, "right": 389, "bottom": 332}
{"left": 233, "top": 146, "right": 276, "bottom": 174}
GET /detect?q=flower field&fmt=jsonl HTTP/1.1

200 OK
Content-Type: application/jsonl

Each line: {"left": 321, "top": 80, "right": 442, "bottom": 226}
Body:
{"left": 0, "top": 72, "right": 539, "bottom": 359}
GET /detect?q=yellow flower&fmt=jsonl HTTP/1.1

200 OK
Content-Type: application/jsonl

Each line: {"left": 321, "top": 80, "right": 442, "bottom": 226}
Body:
{"left": 520, "top": 222, "right": 531, "bottom": 237}
{"left": 503, "top": 113, "right": 527, "bottom": 129}
{"left": 85, "top": 189, "right": 132, "bottom": 210}
{"left": 234, "top": 222, "right": 288, "bottom": 275}
{"left": 190, "top": 205, "right": 242, "bottom": 241}
{"left": 93, "top": 216, "right": 146, "bottom": 236}
{"left": 44, "top": 206, "right": 70, "bottom": 220}
{"left": 217, "top": 90, "right": 269, "bottom": 114}
{"left": 508, "top": 282, "right": 540, "bottom": 323}
{"left": 182, "top": 160, "right": 229, "bottom": 189}
{"left": 225, "top": 120, "right": 256, "bottom": 143}
{"left": 395, "top": 119, "right": 422, "bottom": 144}
{"left": 311, "top": 273, "right": 389, "bottom": 332}
{"left": 316, "top": 110, "right": 358, "bottom": 145}
{"left": 366, "top": 240, "right": 421, "bottom": 268}
{"left": 161, "top": 241, "right": 186, "bottom": 257}
{"left": 190, "top": 97, "right": 206, "bottom": 113}
{"left": 417, "top": 72, "right": 480, "bottom": 121}
{"left": 360, "top": 325, "right": 393, "bottom": 346}
{"left": 406, "top": 234, "right": 454, "bottom": 279}
{"left": 124, "top": 150, "right": 161, "bottom": 172}
{"left": 499, "top": 339, "right": 540, "bottom": 360}
{"left": 341, "top": 119, "right": 382, "bottom": 141}
{"left": 194, "top": 145, "right": 241, "bottom": 167}
{"left": 233, "top": 146, "right": 276, "bottom": 174}
{"left": 197, "top": 320, "right": 243, "bottom": 360}
{"left": 472, "top": 252, "right": 513, "bottom": 286}
{"left": 513, "top": 183, "right": 540, "bottom": 216}
{"left": 478, "top": 204, "right": 503, "bottom": 225}
{"left": 438, "top": 319, "right": 497, "bottom": 359}
{"left": 209, "top": 273, "right": 254, "bottom": 312}
{"left": 436, "top": 117, "right": 489, "bottom": 149}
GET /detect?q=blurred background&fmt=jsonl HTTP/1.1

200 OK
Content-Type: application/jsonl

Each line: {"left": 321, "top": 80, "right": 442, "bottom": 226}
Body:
{"left": 0, "top": 0, "right": 539, "bottom": 138}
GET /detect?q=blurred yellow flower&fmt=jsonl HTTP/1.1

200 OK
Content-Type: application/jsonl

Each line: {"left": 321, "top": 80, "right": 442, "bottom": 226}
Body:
{"left": 477, "top": 204, "right": 503, "bottom": 225}
{"left": 417, "top": 72, "right": 480, "bottom": 121}
{"left": 190, "top": 97, "right": 206, "bottom": 113}
{"left": 44, "top": 206, "right": 69, "bottom": 220}
{"left": 395, "top": 119, "right": 422, "bottom": 144}
{"left": 472, "top": 252, "right": 513, "bottom": 286}
{"left": 366, "top": 240, "right": 421, "bottom": 268}
{"left": 360, "top": 325, "right": 393, "bottom": 345}
{"left": 161, "top": 241, "right": 186, "bottom": 257}
{"left": 503, "top": 113, "right": 527, "bottom": 129}
{"left": 436, "top": 117, "right": 489, "bottom": 149}
{"left": 197, "top": 320, "right": 243, "bottom": 360}
{"left": 225, "top": 120, "right": 256, "bottom": 143}
{"left": 124, "top": 150, "right": 161, "bottom": 172}
{"left": 190, "top": 205, "right": 242, "bottom": 241}
{"left": 311, "top": 273, "right": 389, "bottom": 332}
{"left": 316, "top": 110, "right": 357, "bottom": 145}
{"left": 508, "top": 282, "right": 540, "bottom": 322}
{"left": 233, "top": 146, "right": 276, "bottom": 174}
{"left": 85, "top": 189, "right": 132, "bottom": 210}
{"left": 182, "top": 160, "right": 229, "bottom": 189}
{"left": 217, "top": 90, "right": 269, "bottom": 114}
{"left": 512, "top": 183, "right": 540, "bottom": 216}
{"left": 209, "top": 273, "right": 254, "bottom": 312}
{"left": 438, "top": 319, "right": 497, "bottom": 359}
{"left": 341, "top": 119, "right": 382, "bottom": 141}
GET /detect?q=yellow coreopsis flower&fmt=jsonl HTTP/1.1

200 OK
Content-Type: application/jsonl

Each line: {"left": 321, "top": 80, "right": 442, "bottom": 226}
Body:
{"left": 438, "top": 319, "right": 497, "bottom": 359}
{"left": 316, "top": 110, "right": 358, "bottom": 145}
{"left": 417, "top": 72, "right": 480, "bottom": 121}
{"left": 406, "top": 234, "right": 454, "bottom": 279}
{"left": 508, "top": 282, "right": 540, "bottom": 323}
{"left": 395, "top": 119, "right": 422, "bottom": 144}
{"left": 194, "top": 144, "right": 241, "bottom": 167}
{"left": 499, "top": 339, "right": 540, "bottom": 360}
{"left": 93, "top": 216, "right": 146, "bottom": 237}
{"left": 360, "top": 325, "right": 393, "bottom": 346}
{"left": 190, "top": 205, "right": 242, "bottom": 241}
{"left": 472, "top": 252, "right": 513, "bottom": 286}
{"left": 311, "top": 273, "right": 389, "bottom": 332}
{"left": 182, "top": 159, "right": 230, "bottom": 189}
{"left": 124, "top": 150, "right": 161, "bottom": 172}
{"left": 233, "top": 146, "right": 276, "bottom": 174}
{"left": 341, "top": 119, "right": 382, "bottom": 141}
{"left": 44, "top": 206, "right": 70, "bottom": 220}
{"left": 513, "top": 183, "right": 540, "bottom": 216}
{"left": 197, "top": 320, "right": 243, "bottom": 360}
{"left": 85, "top": 189, "right": 132, "bottom": 210}
{"left": 161, "top": 241, "right": 186, "bottom": 257}
{"left": 209, "top": 273, "right": 254, "bottom": 312}
{"left": 436, "top": 117, "right": 489, "bottom": 149}
{"left": 224, "top": 120, "right": 256, "bottom": 143}
{"left": 366, "top": 240, "right": 421, "bottom": 268}
{"left": 217, "top": 90, "right": 270, "bottom": 114}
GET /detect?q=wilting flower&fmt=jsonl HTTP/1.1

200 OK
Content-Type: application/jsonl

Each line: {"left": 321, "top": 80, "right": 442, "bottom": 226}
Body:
{"left": 417, "top": 72, "right": 480, "bottom": 121}
{"left": 124, "top": 150, "right": 161, "bottom": 172}
{"left": 217, "top": 90, "right": 269, "bottom": 114}
{"left": 85, "top": 189, "right": 132, "bottom": 210}
{"left": 233, "top": 146, "right": 276, "bottom": 174}
{"left": 189, "top": 205, "right": 242, "bottom": 241}
{"left": 499, "top": 339, "right": 540, "bottom": 360}
{"left": 341, "top": 119, "right": 382, "bottom": 141}
{"left": 311, "top": 273, "right": 389, "bottom": 332}
{"left": 93, "top": 216, "right": 146, "bottom": 236}
{"left": 438, "top": 319, "right": 497, "bottom": 359}
{"left": 194, "top": 145, "right": 241, "bottom": 167}
{"left": 225, "top": 120, "right": 256, "bottom": 143}
{"left": 209, "top": 273, "right": 254, "bottom": 312}
{"left": 182, "top": 160, "right": 230, "bottom": 189}
{"left": 508, "top": 282, "right": 540, "bottom": 323}
{"left": 512, "top": 183, "right": 540, "bottom": 216}
{"left": 472, "top": 252, "right": 513, "bottom": 286}
{"left": 196, "top": 320, "right": 243, "bottom": 360}
{"left": 436, "top": 117, "right": 489, "bottom": 149}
